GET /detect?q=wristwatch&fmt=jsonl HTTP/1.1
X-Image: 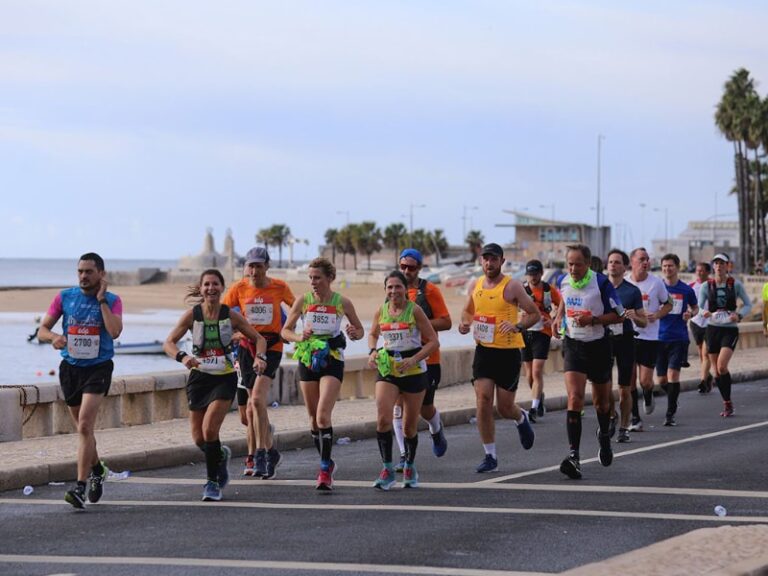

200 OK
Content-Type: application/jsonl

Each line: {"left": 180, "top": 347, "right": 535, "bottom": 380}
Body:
{"left": 515, "top": 322, "right": 524, "bottom": 331}
{"left": 255, "top": 352, "right": 267, "bottom": 361}
{"left": 98, "top": 298, "right": 108, "bottom": 306}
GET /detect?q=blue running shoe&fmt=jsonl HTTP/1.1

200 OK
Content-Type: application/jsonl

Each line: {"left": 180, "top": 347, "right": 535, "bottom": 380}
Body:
{"left": 517, "top": 410, "right": 535, "bottom": 450}
{"left": 476, "top": 454, "right": 498, "bottom": 473}
{"left": 431, "top": 426, "right": 448, "bottom": 458}
{"left": 218, "top": 445, "right": 231, "bottom": 489}
{"left": 202, "top": 480, "right": 222, "bottom": 501}
{"left": 373, "top": 466, "right": 396, "bottom": 490}
{"left": 402, "top": 463, "right": 419, "bottom": 488}
{"left": 263, "top": 448, "right": 281, "bottom": 480}
{"left": 253, "top": 449, "right": 267, "bottom": 478}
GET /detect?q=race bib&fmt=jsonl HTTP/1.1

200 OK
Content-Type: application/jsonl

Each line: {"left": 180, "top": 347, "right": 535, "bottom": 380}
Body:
{"left": 67, "top": 325, "right": 100, "bottom": 359}
{"left": 641, "top": 294, "right": 650, "bottom": 311}
{"left": 671, "top": 294, "right": 684, "bottom": 315}
{"left": 306, "top": 304, "right": 337, "bottom": 335}
{"left": 381, "top": 322, "right": 410, "bottom": 351}
{"left": 473, "top": 315, "right": 496, "bottom": 343}
{"left": 196, "top": 348, "right": 228, "bottom": 373}
{"left": 710, "top": 310, "right": 732, "bottom": 325}
{"left": 566, "top": 309, "right": 592, "bottom": 339}
{"left": 610, "top": 321, "right": 624, "bottom": 336}
{"left": 245, "top": 297, "right": 274, "bottom": 325}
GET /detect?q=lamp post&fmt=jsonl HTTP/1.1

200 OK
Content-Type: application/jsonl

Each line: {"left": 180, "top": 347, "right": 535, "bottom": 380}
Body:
{"left": 462, "top": 205, "right": 478, "bottom": 243}
{"left": 653, "top": 207, "right": 669, "bottom": 253}
{"left": 540, "top": 203, "right": 555, "bottom": 266}
{"left": 596, "top": 134, "right": 605, "bottom": 257}
{"left": 638, "top": 202, "right": 646, "bottom": 250}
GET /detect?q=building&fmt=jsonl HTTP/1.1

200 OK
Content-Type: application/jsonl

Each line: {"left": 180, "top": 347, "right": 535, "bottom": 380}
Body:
{"left": 495, "top": 210, "right": 611, "bottom": 264}
{"left": 651, "top": 220, "right": 739, "bottom": 268}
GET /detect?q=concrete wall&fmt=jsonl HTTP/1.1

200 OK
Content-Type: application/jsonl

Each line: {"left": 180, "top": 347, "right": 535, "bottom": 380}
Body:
{"left": 2, "top": 322, "right": 765, "bottom": 443}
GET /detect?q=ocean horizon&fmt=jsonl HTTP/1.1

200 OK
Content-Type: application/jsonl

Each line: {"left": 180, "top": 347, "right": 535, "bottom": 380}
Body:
{"left": 0, "top": 258, "right": 178, "bottom": 288}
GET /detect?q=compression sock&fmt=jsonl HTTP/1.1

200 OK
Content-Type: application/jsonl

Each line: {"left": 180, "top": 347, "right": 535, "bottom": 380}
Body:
{"left": 319, "top": 427, "right": 333, "bottom": 470}
{"left": 377, "top": 430, "right": 393, "bottom": 464}
{"left": 204, "top": 440, "right": 222, "bottom": 481}
{"left": 667, "top": 382, "right": 680, "bottom": 415}
{"left": 596, "top": 410, "right": 610, "bottom": 436}
{"left": 311, "top": 429, "right": 321, "bottom": 455}
{"left": 404, "top": 435, "right": 419, "bottom": 465}
{"left": 393, "top": 409, "right": 406, "bottom": 455}
{"left": 630, "top": 386, "right": 640, "bottom": 419}
{"left": 567, "top": 410, "right": 582, "bottom": 452}
{"left": 717, "top": 372, "right": 732, "bottom": 401}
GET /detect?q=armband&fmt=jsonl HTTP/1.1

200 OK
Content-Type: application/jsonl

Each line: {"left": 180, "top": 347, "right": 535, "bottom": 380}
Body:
{"left": 175, "top": 351, "right": 188, "bottom": 363}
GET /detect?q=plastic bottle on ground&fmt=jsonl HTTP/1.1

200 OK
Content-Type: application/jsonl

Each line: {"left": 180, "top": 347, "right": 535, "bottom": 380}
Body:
{"left": 22, "top": 485, "right": 34, "bottom": 496}
{"left": 714, "top": 505, "right": 727, "bottom": 517}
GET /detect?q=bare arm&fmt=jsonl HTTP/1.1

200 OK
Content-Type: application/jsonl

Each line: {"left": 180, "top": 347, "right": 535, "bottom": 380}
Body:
{"left": 281, "top": 298, "right": 306, "bottom": 343}
{"left": 625, "top": 307, "right": 647, "bottom": 328}
{"left": 163, "top": 309, "right": 199, "bottom": 369}
{"left": 38, "top": 312, "right": 66, "bottom": 350}
{"left": 366, "top": 308, "right": 382, "bottom": 369}
{"left": 231, "top": 310, "right": 267, "bottom": 373}
{"left": 505, "top": 280, "right": 540, "bottom": 333}
{"left": 97, "top": 281, "right": 123, "bottom": 339}
{"left": 341, "top": 296, "right": 365, "bottom": 341}
{"left": 551, "top": 300, "right": 565, "bottom": 339}
{"left": 458, "top": 280, "right": 478, "bottom": 334}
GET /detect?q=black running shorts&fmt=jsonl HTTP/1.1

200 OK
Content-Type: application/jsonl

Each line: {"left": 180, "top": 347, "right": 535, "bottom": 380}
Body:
{"left": 186, "top": 370, "right": 237, "bottom": 411}
{"left": 472, "top": 345, "right": 522, "bottom": 392}
{"left": 422, "top": 363, "right": 441, "bottom": 407}
{"left": 59, "top": 359, "right": 113, "bottom": 407}
{"left": 238, "top": 348, "right": 282, "bottom": 385}
{"left": 656, "top": 340, "right": 689, "bottom": 375}
{"left": 635, "top": 339, "right": 660, "bottom": 369}
{"left": 563, "top": 336, "right": 612, "bottom": 384}
{"left": 610, "top": 334, "right": 635, "bottom": 386}
{"left": 521, "top": 331, "right": 551, "bottom": 362}
{"left": 689, "top": 322, "right": 706, "bottom": 346}
{"left": 705, "top": 326, "right": 739, "bottom": 354}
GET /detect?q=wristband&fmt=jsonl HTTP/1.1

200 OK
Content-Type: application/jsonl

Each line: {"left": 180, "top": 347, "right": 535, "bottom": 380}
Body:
{"left": 255, "top": 352, "right": 267, "bottom": 361}
{"left": 369, "top": 348, "right": 377, "bottom": 355}
{"left": 99, "top": 298, "right": 108, "bottom": 306}
{"left": 175, "top": 351, "right": 188, "bottom": 363}
{"left": 515, "top": 322, "right": 524, "bottom": 331}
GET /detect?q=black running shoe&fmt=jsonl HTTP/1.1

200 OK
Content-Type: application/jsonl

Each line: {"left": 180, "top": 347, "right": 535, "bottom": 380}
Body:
{"left": 527, "top": 408, "right": 537, "bottom": 424}
{"left": 560, "top": 452, "right": 582, "bottom": 479}
{"left": 663, "top": 415, "right": 677, "bottom": 427}
{"left": 87, "top": 461, "right": 108, "bottom": 504}
{"left": 65, "top": 486, "right": 86, "bottom": 509}
{"left": 263, "top": 448, "right": 281, "bottom": 479}
{"left": 617, "top": 428, "right": 631, "bottom": 443}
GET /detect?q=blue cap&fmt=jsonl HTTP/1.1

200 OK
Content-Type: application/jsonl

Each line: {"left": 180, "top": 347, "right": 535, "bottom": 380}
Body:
{"left": 399, "top": 248, "right": 423, "bottom": 265}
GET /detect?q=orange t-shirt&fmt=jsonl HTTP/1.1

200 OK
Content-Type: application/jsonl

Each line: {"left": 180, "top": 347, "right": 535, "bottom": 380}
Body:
{"left": 407, "top": 281, "right": 450, "bottom": 365}
{"left": 222, "top": 277, "right": 296, "bottom": 352}
{"left": 524, "top": 282, "right": 561, "bottom": 337}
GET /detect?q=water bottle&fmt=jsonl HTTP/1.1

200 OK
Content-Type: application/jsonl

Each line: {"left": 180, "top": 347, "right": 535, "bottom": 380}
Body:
{"left": 22, "top": 485, "right": 34, "bottom": 496}
{"left": 336, "top": 437, "right": 351, "bottom": 445}
{"left": 714, "top": 505, "right": 727, "bottom": 517}
{"left": 271, "top": 401, "right": 280, "bottom": 408}
{"left": 108, "top": 470, "right": 131, "bottom": 481}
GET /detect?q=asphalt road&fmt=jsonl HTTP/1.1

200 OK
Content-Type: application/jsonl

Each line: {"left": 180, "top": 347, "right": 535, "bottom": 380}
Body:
{"left": 2, "top": 381, "right": 768, "bottom": 576}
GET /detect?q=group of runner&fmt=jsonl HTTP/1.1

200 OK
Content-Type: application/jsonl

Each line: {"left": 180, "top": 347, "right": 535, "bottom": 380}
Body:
{"left": 40, "top": 243, "right": 755, "bottom": 507}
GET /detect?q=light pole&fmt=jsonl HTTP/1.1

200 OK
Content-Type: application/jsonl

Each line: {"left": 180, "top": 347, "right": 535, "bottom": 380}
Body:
{"left": 462, "top": 205, "right": 478, "bottom": 243}
{"left": 596, "top": 134, "right": 605, "bottom": 257}
{"left": 410, "top": 203, "right": 426, "bottom": 243}
{"left": 639, "top": 202, "right": 646, "bottom": 249}
{"left": 653, "top": 207, "right": 669, "bottom": 253}
{"left": 540, "top": 203, "right": 555, "bottom": 266}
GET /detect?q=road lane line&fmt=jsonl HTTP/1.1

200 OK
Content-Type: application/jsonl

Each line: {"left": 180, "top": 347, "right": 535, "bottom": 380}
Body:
{"left": 2, "top": 498, "right": 767, "bottom": 523}
{"left": 479, "top": 419, "right": 768, "bottom": 483}
{"left": 0, "top": 554, "right": 548, "bottom": 576}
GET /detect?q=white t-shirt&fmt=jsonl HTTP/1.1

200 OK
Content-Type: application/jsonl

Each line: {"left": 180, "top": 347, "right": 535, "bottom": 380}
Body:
{"left": 689, "top": 280, "right": 708, "bottom": 328}
{"left": 625, "top": 273, "right": 670, "bottom": 341}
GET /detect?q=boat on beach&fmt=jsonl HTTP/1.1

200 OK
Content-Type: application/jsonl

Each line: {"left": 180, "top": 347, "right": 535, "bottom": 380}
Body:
{"left": 114, "top": 340, "right": 166, "bottom": 355}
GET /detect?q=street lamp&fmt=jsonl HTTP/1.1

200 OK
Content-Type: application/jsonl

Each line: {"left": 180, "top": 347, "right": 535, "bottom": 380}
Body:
{"left": 653, "top": 207, "right": 669, "bottom": 253}
{"left": 540, "top": 203, "right": 555, "bottom": 266}
{"left": 462, "top": 205, "right": 478, "bottom": 242}
{"left": 596, "top": 134, "right": 605, "bottom": 256}
{"left": 638, "top": 202, "right": 647, "bottom": 249}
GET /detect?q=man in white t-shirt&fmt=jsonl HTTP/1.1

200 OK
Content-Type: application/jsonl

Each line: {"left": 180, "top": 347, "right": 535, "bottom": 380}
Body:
{"left": 625, "top": 248, "right": 672, "bottom": 431}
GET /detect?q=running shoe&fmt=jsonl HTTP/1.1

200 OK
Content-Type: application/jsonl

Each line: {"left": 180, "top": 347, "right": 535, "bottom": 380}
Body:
{"left": 516, "top": 410, "right": 535, "bottom": 450}
{"left": 87, "top": 461, "right": 109, "bottom": 504}
{"left": 609, "top": 413, "right": 618, "bottom": 439}
{"left": 202, "top": 480, "right": 222, "bottom": 501}
{"left": 402, "top": 463, "right": 419, "bottom": 488}
{"left": 395, "top": 453, "right": 406, "bottom": 473}
{"left": 373, "top": 466, "right": 396, "bottom": 491}
{"left": 597, "top": 432, "right": 613, "bottom": 466}
{"left": 617, "top": 428, "right": 631, "bottom": 443}
{"left": 316, "top": 468, "right": 333, "bottom": 491}
{"left": 642, "top": 388, "right": 655, "bottom": 415}
{"left": 560, "top": 451, "right": 582, "bottom": 480}
{"left": 537, "top": 393, "right": 545, "bottom": 417}
{"left": 629, "top": 417, "right": 644, "bottom": 432}
{"left": 431, "top": 425, "right": 448, "bottom": 458}
{"left": 705, "top": 374, "right": 714, "bottom": 393}
{"left": 663, "top": 414, "right": 677, "bottom": 427}
{"left": 263, "top": 448, "right": 282, "bottom": 479}
{"left": 64, "top": 485, "right": 86, "bottom": 509}
{"left": 243, "top": 454, "right": 255, "bottom": 477}
{"left": 254, "top": 449, "right": 267, "bottom": 478}
{"left": 218, "top": 445, "right": 231, "bottom": 489}
{"left": 698, "top": 380, "right": 708, "bottom": 394}
{"left": 476, "top": 454, "right": 498, "bottom": 473}
{"left": 720, "top": 401, "right": 734, "bottom": 418}
{"left": 527, "top": 407, "right": 537, "bottom": 424}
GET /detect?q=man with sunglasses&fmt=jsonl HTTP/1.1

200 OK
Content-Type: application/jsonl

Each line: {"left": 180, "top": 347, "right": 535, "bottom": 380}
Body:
{"left": 391, "top": 248, "right": 452, "bottom": 470}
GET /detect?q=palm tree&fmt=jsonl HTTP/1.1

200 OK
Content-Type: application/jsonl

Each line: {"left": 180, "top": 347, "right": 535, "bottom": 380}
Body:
{"left": 256, "top": 228, "right": 271, "bottom": 250}
{"left": 410, "top": 229, "right": 433, "bottom": 260}
{"left": 430, "top": 229, "right": 449, "bottom": 266}
{"left": 337, "top": 224, "right": 360, "bottom": 270}
{"left": 383, "top": 223, "right": 408, "bottom": 266}
{"left": 354, "top": 221, "right": 382, "bottom": 270}
{"left": 324, "top": 228, "right": 339, "bottom": 264}
{"left": 268, "top": 224, "right": 291, "bottom": 268}
{"left": 465, "top": 230, "right": 484, "bottom": 262}
{"left": 336, "top": 227, "right": 351, "bottom": 269}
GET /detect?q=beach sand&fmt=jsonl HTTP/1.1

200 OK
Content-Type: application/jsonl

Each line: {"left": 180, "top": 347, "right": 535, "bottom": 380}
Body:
{"left": 0, "top": 280, "right": 470, "bottom": 323}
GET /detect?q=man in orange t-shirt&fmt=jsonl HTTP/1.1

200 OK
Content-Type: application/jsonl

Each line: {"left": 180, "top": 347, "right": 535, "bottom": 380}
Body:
{"left": 393, "top": 248, "right": 452, "bottom": 469}
{"left": 222, "top": 247, "right": 295, "bottom": 479}
{"left": 521, "top": 259, "right": 561, "bottom": 422}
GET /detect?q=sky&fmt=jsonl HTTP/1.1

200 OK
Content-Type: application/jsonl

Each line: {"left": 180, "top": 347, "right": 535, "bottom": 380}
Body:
{"left": 2, "top": 0, "right": 767, "bottom": 262}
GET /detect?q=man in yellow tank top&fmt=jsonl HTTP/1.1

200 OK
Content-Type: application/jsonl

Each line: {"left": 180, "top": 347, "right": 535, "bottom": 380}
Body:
{"left": 458, "top": 243, "right": 541, "bottom": 473}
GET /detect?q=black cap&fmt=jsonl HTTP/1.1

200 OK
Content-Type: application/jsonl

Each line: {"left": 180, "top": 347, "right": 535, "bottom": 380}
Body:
{"left": 481, "top": 243, "right": 504, "bottom": 257}
{"left": 525, "top": 259, "right": 544, "bottom": 274}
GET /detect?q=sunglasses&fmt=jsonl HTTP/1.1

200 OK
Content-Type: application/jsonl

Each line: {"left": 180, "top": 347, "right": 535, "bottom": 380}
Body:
{"left": 399, "top": 264, "right": 419, "bottom": 272}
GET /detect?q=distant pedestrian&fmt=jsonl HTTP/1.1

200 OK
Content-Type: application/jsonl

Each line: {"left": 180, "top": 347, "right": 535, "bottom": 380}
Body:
{"left": 689, "top": 263, "right": 714, "bottom": 393}
{"left": 38, "top": 253, "right": 123, "bottom": 509}
{"left": 164, "top": 269, "right": 268, "bottom": 501}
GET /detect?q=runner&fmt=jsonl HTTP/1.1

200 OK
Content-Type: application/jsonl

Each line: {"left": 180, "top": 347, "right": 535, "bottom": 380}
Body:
{"left": 697, "top": 253, "right": 752, "bottom": 417}
{"left": 458, "top": 243, "right": 538, "bottom": 473}
{"left": 391, "top": 248, "right": 451, "bottom": 471}
{"left": 521, "top": 259, "right": 561, "bottom": 422}
{"left": 762, "top": 277, "right": 768, "bottom": 337}
{"left": 552, "top": 244, "right": 623, "bottom": 479}
{"left": 281, "top": 257, "right": 365, "bottom": 490}
{"left": 367, "top": 270, "right": 439, "bottom": 490}
{"left": 38, "top": 253, "right": 123, "bottom": 509}
{"left": 689, "top": 262, "right": 714, "bottom": 393}
{"left": 605, "top": 249, "right": 647, "bottom": 443}
{"left": 223, "top": 247, "right": 295, "bottom": 479}
{"left": 625, "top": 247, "right": 672, "bottom": 431}
{"left": 657, "top": 254, "right": 698, "bottom": 426}
{"left": 164, "top": 269, "right": 268, "bottom": 501}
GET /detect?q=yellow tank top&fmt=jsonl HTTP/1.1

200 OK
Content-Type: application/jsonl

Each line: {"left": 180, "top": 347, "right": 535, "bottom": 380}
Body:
{"left": 472, "top": 275, "right": 523, "bottom": 349}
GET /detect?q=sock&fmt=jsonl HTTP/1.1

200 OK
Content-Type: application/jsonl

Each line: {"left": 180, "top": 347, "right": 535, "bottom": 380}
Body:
{"left": 427, "top": 410, "right": 442, "bottom": 435}
{"left": 311, "top": 429, "right": 321, "bottom": 455}
{"left": 203, "top": 440, "right": 222, "bottom": 482}
{"left": 596, "top": 410, "right": 610, "bottom": 435}
{"left": 319, "top": 427, "right": 333, "bottom": 470}
{"left": 483, "top": 443, "right": 496, "bottom": 458}
{"left": 377, "top": 430, "right": 393, "bottom": 464}
{"left": 567, "top": 410, "right": 582, "bottom": 452}
{"left": 531, "top": 398, "right": 540, "bottom": 410}
{"left": 91, "top": 461, "right": 104, "bottom": 475}
{"left": 516, "top": 411, "right": 526, "bottom": 425}
{"left": 717, "top": 372, "right": 732, "bottom": 401}
{"left": 404, "top": 435, "right": 419, "bottom": 465}
{"left": 76, "top": 480, "right": 87, "bottom": 493}
{"left": 393, "top": 415, "right": 406, "bottom": 455}
{"left": 630, "top": 386, "right": 640, "bottom": 419}
{"left": 667, "top": 382, "right": 680, "bottom": 415}
{"left": 197, "top": 442, "right": 205, "bottom": 453}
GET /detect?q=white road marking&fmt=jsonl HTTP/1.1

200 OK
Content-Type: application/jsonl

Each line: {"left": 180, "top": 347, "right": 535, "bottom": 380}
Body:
{"left": 479, "top": 419, "right": 768, "bottom": 483}
{"left": 2, "top": 498, "right": 767, "bottom": 523}
{"left": 0, "top": 554, "right": 546, "bottom": 576}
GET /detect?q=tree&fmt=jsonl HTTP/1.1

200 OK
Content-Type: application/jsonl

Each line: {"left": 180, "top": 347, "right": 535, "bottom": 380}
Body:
{"left": 410, "top": 229, "right": 433, "bottom": 259}
{"left": 465, "top": 230, "right": 485, "bottom": 262}
{"left": 256, "top": 228, "right": 271, "bottom": 250}
{"left": 337, "top": 224, "right": 360, "bottom": 270}
{"left": 268, "top": 224, "right": 291, "bottom": 267}
{"left": 324, "top": 228, "right": 339, "bottom": 264}
{"left": 430, "top": 229, "right": 449, "bottom": 266}
{"left": 383, "top": 223, "right": 408, "bottom": 266}
{"left": 354, "top": 221, "right": 382, "bottom": 270}
{"left": 336, "top": 227, "right": 351, "bottom": 269}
